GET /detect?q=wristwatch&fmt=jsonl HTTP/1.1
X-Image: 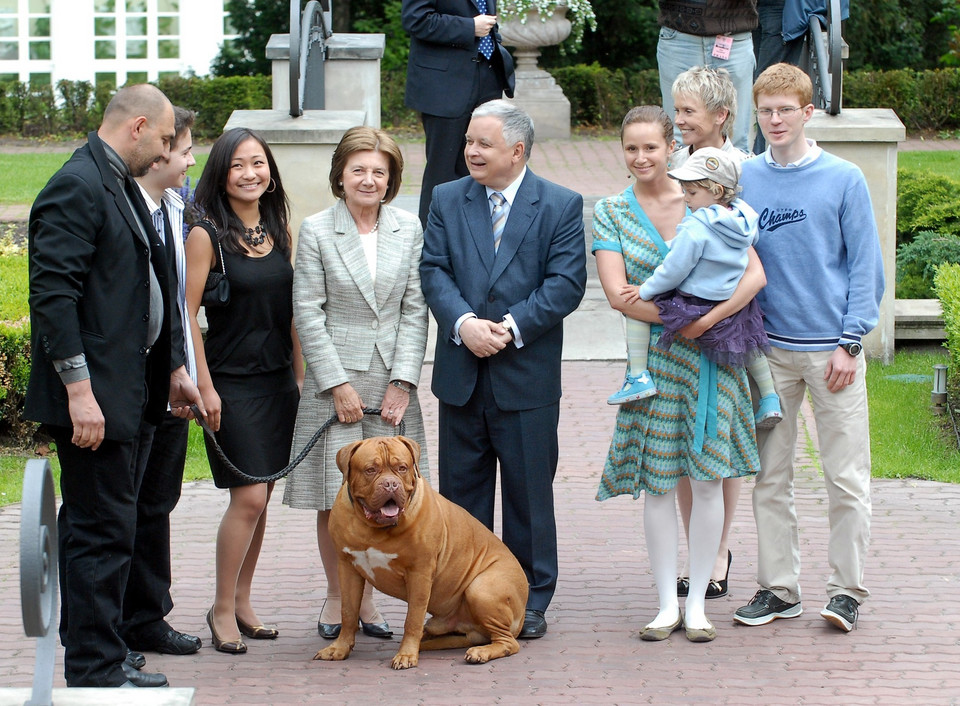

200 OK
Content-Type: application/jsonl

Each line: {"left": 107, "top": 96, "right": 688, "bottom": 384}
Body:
{"left": 839, "top": 342, "right": 862, "bottom": 356}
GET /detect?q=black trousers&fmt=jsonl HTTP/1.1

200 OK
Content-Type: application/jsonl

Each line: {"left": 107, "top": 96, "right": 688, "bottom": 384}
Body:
{"left": 418, "top": 55, "right": 506, "bottom": 226}
{"left": 53, "top": 422, "right": 154, "bottom": 687}
{"left": 436, "top": 362, "right": 560, "bottom": 612}
{"left": 120, "top": 411, "right": 189, "bottom": 643}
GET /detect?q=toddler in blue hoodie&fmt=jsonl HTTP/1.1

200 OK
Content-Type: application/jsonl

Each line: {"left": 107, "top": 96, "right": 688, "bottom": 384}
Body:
{"left": 609, "top": 146, "right": 782, "bottom": 430}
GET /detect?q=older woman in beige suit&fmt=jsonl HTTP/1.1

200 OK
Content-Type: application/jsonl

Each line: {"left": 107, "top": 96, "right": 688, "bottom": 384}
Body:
{"left": 282, "top": 126, "right": 429, "bottom": 639}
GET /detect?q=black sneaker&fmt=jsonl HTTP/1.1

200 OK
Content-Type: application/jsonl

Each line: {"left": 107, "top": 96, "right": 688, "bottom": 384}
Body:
{"left": 734, "top": 589, "right": 803, "bottom": 626}
{"left": 820, "top": 594, "right": 858, "bottom": 632}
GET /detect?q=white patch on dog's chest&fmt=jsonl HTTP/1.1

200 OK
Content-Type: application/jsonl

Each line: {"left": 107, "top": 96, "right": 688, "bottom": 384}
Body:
{"left": 343, "top": 547, "right": 398, "bottom": 582}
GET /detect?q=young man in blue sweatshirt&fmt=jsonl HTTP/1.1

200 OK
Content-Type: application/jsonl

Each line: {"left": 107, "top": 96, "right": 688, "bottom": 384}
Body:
{"left": 733, "top": 63, "right": 884, "bottom": 632}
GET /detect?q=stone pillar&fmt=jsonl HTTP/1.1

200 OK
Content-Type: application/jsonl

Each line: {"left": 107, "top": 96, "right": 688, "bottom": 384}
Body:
{"left": 805, "top": 107, "right": 905, "bottom": 363}
{"left": 223, "top": 109, "right": 365, "bottom": 250}
{"left": 266, "top": 33, "right": 384, "bottom": 127}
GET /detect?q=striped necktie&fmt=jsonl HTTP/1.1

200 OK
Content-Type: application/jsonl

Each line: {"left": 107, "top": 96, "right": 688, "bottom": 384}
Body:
{"left": 477, "top": 0, "right": 494, "bottom": 60}
{"left": 490, "top": 191, "right": 508, "bottom": 253}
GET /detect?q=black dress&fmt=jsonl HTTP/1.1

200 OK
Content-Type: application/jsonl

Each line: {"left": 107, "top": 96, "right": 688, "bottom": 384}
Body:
{"left": 202, "top": 234, "right": 299, "bottom": 488}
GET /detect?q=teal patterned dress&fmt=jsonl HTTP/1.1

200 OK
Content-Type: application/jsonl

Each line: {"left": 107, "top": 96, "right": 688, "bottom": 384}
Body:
{"left": 593, "top": 187, "right": 761, "bottom": 500}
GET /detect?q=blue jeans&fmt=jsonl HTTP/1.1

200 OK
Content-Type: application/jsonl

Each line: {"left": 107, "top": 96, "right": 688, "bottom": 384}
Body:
{"left": 657, "top": 27, "right": 757, "bottom": 153}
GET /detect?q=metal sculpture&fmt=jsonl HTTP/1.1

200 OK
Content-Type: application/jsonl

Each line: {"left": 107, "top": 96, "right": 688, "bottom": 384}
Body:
{"left": 19, "top": 459, "right": 58, "bottom": 706}
{"left": 289, "top": 0, "right": 332, "bottom": 117}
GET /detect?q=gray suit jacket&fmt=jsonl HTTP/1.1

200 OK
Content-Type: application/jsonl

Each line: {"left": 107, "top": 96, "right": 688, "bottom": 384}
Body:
{"left": 294, "top": 199, "right": 428, "bottom": 392}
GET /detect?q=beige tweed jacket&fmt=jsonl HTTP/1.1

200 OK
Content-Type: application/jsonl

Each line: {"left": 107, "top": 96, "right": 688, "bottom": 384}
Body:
{"left": 294, "top": 199, "right": 428, "bottom": 391}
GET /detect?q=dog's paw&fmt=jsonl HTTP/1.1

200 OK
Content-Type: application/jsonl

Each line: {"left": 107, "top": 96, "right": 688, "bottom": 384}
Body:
{"left": 464, "top": 646, "right": 491, "bottom": 664}
{"left": 314, "top": 645, "right": 351, "bottom": 661}
{"left": 391, "top": 651, "right": 419, "bottom": 669}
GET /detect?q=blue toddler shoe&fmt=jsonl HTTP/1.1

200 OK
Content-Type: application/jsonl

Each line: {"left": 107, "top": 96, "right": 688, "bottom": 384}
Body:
{"left": 607, "top": 370, "right": 657, "bottom": 405}
{"left": 755, "top": 394, "right": 783, "bottom": 430}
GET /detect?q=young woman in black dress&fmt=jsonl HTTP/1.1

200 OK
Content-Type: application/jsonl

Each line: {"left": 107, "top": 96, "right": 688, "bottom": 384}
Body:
{"left": 185, "top": 128, "right": 303, "bottom": 653}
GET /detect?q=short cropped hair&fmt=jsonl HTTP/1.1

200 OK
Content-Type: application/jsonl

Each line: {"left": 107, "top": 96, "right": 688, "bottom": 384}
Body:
{"left": 672, "top": 66, "right": 738, "bottom": 139}
{"left": 172, "top": 106, "right": 195, "bottom": 148}
{"left": 620, "top": 105, "right": 673, "bottom": 145}
{"left": 329, "top": 126, "right": 404, "bottom": 204}
{"left": 679, "top": 178, "right": 738, "bottom": 206}
{"left": 752, "top": 62, "right": 813, "bottom": 107}
{"left": 472, "top": 99, "right": 535, "bottom": 161}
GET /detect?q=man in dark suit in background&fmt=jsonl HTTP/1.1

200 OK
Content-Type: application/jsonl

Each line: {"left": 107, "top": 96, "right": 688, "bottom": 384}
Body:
{"left": 420, "top": 100, "right": 586, "bottom": 639}
{"left": 402, "top": 0, "right": 516, "bottom": 226}
{"left": 26, "top": 84, "right": 204, "bottom": 688}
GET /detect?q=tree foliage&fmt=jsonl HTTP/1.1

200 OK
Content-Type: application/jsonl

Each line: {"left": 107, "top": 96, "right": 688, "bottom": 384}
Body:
{"left": 212, "top": 0, "right": 303, "bottom": 77}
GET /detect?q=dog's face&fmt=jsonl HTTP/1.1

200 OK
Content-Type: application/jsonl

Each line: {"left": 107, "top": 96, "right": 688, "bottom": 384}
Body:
{"left": 336, "top": 436, "right": 422, "bottom": 527}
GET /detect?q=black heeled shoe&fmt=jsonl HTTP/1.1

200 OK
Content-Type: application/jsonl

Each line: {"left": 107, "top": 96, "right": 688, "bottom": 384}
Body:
{"left": 360, "top": 618, "right": 393, "bottom": 639}
{"left": 317, "top": 600, "right": 341, "bottom": 640}
{"left": 705, "top": 550, "right": 732, "bottom": 600}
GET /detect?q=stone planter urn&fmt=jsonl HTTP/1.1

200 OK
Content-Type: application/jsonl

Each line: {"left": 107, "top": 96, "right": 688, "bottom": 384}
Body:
{"left": 499, "top": 2, "right": 572, "bottom": 139}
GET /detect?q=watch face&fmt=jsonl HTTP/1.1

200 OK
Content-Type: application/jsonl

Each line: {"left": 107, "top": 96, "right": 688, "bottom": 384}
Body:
{"left": 844, "top": 343, "right": 862, "bottom": 356}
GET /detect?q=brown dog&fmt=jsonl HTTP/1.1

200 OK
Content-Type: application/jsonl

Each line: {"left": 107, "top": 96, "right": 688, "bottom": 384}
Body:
{"left": 313, "top": 436, "right": 528, "bottom": 669}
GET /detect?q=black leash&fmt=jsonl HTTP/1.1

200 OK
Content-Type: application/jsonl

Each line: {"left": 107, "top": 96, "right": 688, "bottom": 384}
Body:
{"left": 189, "top": 405, "right": 405, "bottom": 484}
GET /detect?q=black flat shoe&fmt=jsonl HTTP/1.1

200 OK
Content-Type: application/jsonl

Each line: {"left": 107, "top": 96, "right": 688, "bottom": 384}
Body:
{"left": 360, "top": 619, "right": 393, "bottom": 638}
{"left": 677, "top": 576, "right": 690, "bottom": 597}
{"left": 705, "top": 550, "right": 732, "bottom": 600}
{"left": 317, "top": 620, "right": 341, "bottom": 639}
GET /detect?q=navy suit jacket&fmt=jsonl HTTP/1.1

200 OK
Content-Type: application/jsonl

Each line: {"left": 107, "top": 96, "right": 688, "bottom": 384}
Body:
{"left": 403, "top": 0, "right": 516, "bottom": 118}
{"left": 26, "top": 131, "right": 184, "bottom": 441}
{"left": 420, "top": 169, "right": 586, "bottom": 411}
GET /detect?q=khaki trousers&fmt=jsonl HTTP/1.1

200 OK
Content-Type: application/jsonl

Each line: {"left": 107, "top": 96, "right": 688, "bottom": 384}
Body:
{"left": 753, "top": 348, "right": 872, "bottom": 605}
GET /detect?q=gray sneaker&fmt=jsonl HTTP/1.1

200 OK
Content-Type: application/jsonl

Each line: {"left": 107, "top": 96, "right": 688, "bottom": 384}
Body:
{"left": 734, "top": 589, "right": 803, "bottom": 626}
{"left": 820, "top": 594, "right": 859, "bottom": 632}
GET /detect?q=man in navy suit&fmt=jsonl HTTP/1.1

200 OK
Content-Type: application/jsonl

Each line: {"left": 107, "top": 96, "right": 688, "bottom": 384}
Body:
{"left": 420, "top": 100, "right": 586, "bottom": 639}
{"left": 402, "top": 0, "right": 516, "bottom": 226}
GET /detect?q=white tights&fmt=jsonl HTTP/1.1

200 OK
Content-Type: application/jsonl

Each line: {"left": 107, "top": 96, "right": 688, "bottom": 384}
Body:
{"left": 643, "top": 479, "right": 724, "bottom": 630}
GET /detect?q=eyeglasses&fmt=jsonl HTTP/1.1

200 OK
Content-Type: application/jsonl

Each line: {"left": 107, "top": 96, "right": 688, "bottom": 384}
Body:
{"left": 756, "top": 106, "right": 802, "bottom": 120}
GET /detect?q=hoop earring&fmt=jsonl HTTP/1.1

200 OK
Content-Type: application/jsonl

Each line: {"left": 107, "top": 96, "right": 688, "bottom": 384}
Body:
{"left": 265, "top": 178, "right": 277, "bottom": 194}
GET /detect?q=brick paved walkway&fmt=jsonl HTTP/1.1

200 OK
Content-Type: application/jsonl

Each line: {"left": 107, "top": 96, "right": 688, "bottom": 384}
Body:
{"left": 2, "top": 362, "right": 960, "bottom": 704}
{"left": 2, "top": 133, "right": 960, "bottom": 703}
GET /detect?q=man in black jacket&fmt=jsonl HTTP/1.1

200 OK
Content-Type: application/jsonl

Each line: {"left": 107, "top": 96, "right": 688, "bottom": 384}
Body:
{"left": 26, "top": 84, "right": 204, "bottom": 688}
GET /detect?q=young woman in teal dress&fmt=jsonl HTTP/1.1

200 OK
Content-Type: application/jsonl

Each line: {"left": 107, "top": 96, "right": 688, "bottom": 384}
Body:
{"left": 592, "top": 106, "right": 764, "bottom": 642}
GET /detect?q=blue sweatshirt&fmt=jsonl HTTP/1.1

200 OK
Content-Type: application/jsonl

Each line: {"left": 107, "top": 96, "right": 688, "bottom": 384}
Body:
{"left": 639, "top": 198, "right": 759, "bottom": 301}
{"left": 739, "top": 150, "right": 885, "bottom": 351}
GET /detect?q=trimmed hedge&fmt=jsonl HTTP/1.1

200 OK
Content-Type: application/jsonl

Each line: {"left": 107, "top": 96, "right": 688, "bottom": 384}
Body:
{"left": 0, "top": 245, "right": 34, "bottom": 446}
{"left": 4, "top": 67, "right": 960, "bottom": 138}
{"left": 0, "top": 76, "right": 273, "bottom": 141}
{"left": 935, "top": 263, "right": 960, "bottom": 392}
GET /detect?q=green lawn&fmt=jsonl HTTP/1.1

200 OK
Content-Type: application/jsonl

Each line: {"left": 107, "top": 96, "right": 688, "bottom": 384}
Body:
{"left": 866, "top": 348, "right": 960, "bottom": 483}
{"left": 0, "top": 152, "right": 210, "bottom": 206}
{"left": 897, "top": 150, "right": 960, "bottom": 178}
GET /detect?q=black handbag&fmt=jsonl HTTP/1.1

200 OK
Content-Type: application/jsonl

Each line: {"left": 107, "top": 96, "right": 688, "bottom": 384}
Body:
{"left": 199, "top": 220, "right": 230, "bottom": 308}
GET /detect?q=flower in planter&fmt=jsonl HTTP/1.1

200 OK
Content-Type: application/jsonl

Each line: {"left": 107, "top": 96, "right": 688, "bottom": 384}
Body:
{"left": 500, "top": 0, "right": 598, "bottom": 52}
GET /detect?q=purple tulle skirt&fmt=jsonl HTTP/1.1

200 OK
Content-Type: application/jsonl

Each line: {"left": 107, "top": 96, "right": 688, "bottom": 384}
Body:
{"left": 655, "top": 292, "right": 771, "bottom": 367}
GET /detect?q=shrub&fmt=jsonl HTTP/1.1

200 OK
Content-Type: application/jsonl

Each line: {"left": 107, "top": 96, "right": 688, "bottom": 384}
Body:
{"left": 897, "top": 230, "right": 960, "bottom": 298}
{"left": 934, "top": 263, "right": 960, "bottom": 391}
{"left": 896, "top": 168, "right": 960, "bottom": 246}
{"left": 0, "top": 242, "right": 35, "bottom": 446}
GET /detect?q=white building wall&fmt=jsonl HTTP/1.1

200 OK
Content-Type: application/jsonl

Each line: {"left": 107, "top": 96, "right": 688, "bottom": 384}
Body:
{"left": 0, "top": 0, "right": 230, "bottom": 86}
